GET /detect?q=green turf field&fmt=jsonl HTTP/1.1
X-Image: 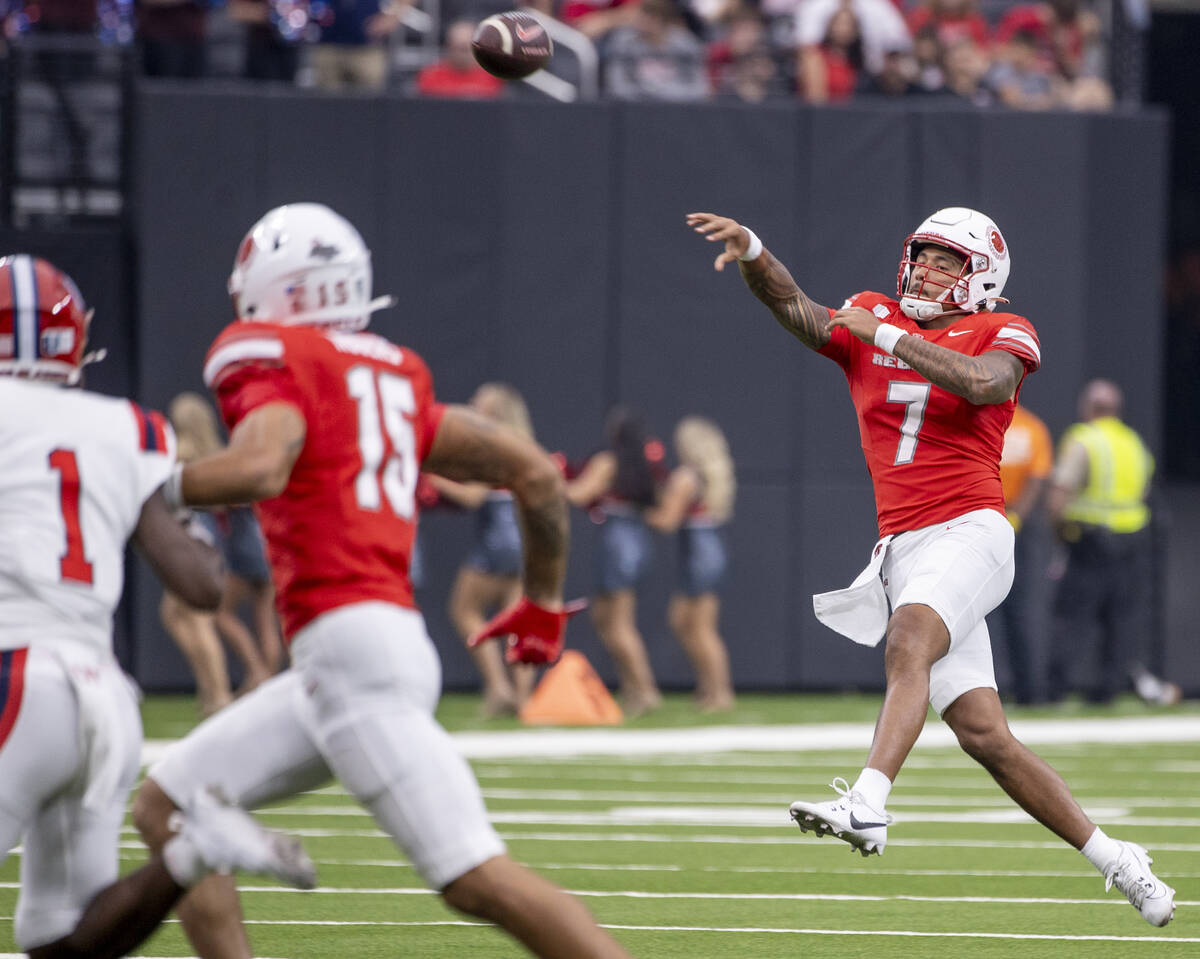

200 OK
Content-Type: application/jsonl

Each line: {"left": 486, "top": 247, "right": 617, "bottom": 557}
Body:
{"left": 3, "top": 692, "right": 1197, "bottom": 958}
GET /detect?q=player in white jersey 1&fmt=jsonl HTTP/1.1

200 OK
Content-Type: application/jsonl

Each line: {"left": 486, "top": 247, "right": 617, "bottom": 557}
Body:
{"left": 0, "top": 254, "right": 317, "bottom": 959}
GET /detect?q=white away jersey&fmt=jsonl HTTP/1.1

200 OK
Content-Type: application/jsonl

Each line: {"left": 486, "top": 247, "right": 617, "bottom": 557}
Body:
{"left": 0, "top": 379, "right": 175, "bottom": 653}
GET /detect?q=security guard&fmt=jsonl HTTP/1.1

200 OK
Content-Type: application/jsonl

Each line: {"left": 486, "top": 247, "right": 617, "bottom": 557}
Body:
{"left": 1045, "top": 379, "right": 1169, "bottom": 703}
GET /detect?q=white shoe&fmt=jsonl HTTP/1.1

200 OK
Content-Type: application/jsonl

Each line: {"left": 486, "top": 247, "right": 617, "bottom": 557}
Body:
{"left": 1103, "top": 841, "right": 1176, "bottom": 926}
{"left": 171, "top": 787, "right": 317, "bottom": 890}
{"left": 789, "top": 777, "right": 892, "bottom": 857}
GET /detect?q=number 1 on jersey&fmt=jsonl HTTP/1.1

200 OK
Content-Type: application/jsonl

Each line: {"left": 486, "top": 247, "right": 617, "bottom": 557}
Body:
{"left": 346, "top": 365, "right": 417, "bottom": 518}
{"left": 887, "top": 381, "right": 931, "bottom": 466}
{"left": 49, "top": 448, "right": 94, "bottom": 585}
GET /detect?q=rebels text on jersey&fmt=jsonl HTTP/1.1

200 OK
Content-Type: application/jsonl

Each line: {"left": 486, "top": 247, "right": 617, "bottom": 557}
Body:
{"left": 0, "top": 379, "right": 175, "bottom": 653}
{"left": 818, "top": 292, "right": 1041, "bottom": 536}
{"left": 203, "top": 322, "right": 445, "bottom": 640}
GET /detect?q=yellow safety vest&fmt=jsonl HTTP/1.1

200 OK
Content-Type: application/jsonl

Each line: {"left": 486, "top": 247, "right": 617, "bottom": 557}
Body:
{"left": 1060, "top": 417, "right": 1154, "bottom": 534}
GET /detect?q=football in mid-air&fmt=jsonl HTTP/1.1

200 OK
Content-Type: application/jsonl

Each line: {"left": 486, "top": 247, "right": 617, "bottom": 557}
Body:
{"left": 471, "top": 11, "right": 553, "bottom": 80}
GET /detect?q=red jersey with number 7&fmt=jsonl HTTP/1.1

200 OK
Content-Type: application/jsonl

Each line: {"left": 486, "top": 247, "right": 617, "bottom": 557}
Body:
{"left": 818, "top": 292, "right": 1041, "bottom": 537}
{"left": 203, "top": 321, "right": 445, "bottom": 640}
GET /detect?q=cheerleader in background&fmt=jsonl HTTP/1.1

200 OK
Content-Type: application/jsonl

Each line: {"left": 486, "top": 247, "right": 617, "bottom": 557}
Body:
{"left": 428, "top": 383, "right": 537, "bottom": 717}
{"left": 647, "top": 416, "right": 736, "bottom": 712}
{"left": 567, "top": 406, "right": 663, "bottom": 716}
{"left": 161, "top": 393, "right": 272, "bottom": 714}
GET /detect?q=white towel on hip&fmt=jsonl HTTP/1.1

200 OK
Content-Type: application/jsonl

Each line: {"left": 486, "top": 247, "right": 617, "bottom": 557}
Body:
{"left": 812, "top": 534, "right": 893, "bottom": 647}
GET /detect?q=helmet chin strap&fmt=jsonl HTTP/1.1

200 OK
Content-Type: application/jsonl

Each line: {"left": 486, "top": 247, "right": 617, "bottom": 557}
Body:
{"left": 899, "top": 297, "right": 942, "bottom": 321}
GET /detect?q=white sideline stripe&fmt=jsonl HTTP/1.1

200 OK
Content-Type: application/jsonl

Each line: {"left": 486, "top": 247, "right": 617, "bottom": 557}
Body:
{"left": 497, "top": 832, "right": 1200, "bottom": 852}
{"left": 139, "top": 715, "right": 1200, "bottom": 764}
{"left": 478, "top": 789, "right": 1200, "bottom": 809}
{"left": 255, "top": 804, "right": 1200, "bottom": 829}
{"left": 125, "top": 821, "right": 1200, "bottom": 850}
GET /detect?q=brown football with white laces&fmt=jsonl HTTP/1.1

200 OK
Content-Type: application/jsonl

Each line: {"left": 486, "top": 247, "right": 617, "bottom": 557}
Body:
{"left": 471, "top": 11, "right": 553, "bottom": 80}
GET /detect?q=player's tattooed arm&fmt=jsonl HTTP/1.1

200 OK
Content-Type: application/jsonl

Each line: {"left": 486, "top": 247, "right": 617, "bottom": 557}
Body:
{"left": 425, "top": 405, "right": 569, "bottom": 604}
{"left": 740, "top": 251, "right": 832, "bottom": 350}
{"left": 892, "top": 340, "right": 1025, "bottom": 405}
{"left": 687, "top": 212, "right": 831, "bottom": 350}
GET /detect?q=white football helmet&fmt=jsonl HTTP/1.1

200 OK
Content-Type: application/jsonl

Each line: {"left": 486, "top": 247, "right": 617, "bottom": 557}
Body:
{"left": 897, "top": 207, "right": 1010, "bottom": 321}
{"left": 228, "top": 203, "right": 394, "bottom": 330}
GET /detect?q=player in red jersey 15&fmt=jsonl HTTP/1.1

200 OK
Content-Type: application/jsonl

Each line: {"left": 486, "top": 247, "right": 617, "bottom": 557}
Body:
{"left": 131, "top": 203, "right": 633, "bottom": 959}
{"left": 0, "top": 255, "right": 315, "bottom": 959}
{"left": 687, "top": 207, "right": 1175, "bottom": 927}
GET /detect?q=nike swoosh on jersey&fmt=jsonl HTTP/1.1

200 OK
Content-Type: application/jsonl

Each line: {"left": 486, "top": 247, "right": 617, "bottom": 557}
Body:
{"left": 947, "top": 329, "right": 973, "bottom": 336}
{"left": 849, "top": 810, "right": 889, "bottom": 830}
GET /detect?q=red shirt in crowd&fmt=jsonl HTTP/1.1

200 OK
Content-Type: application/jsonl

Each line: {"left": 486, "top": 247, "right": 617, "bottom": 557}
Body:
{"left": 416, "top": 62, "right": 505, "bottom": 99}
{"left": 819, "top": 47, "right": 858, "bottom": 100}
{"left": 906, "top": 4, "right": 990, "bottom": 48}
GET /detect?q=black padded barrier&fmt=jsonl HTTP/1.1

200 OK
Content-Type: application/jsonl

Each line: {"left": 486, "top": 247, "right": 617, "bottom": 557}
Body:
{"left": 130, "top": 87, "right": 1170, "bottom": 694}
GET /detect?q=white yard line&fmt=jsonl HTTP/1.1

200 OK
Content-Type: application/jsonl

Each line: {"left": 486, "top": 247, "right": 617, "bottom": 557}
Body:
{"left": 0, "top": 881, "right": 1185, "bottom": 908}
{"left": 3, "top": 923, "right": 1196, "bottom": 945}
{"left": 88, "top": 847, "right": 1200, "bottom": 879}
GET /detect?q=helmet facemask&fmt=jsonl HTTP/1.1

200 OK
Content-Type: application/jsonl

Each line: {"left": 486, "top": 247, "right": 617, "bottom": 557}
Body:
{"left": 898, "top": 239, "right": 974, "bottom": 321}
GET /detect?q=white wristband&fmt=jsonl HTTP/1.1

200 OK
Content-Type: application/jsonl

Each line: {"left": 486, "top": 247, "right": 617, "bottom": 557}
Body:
{"left": 874, "top": 323, "right": 906, "bottom": 355}
{"left": 738, "top": 227, "right": 763, "bottom": 262}
{"left": 162, "top": 462, "right": 185, "bottom": 514}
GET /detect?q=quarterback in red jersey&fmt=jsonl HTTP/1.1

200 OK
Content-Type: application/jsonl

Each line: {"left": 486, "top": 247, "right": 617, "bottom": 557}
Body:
{"left": 132, "top": 203, "right": 633, "bottom": 959}
{"left": 687, "top": 207, "right": 1175, "bottom": 927}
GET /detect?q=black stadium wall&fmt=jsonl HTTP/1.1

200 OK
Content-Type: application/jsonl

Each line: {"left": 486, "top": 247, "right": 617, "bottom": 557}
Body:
{"left": 118, "top": 86, "right": 1181, "bottom": 694}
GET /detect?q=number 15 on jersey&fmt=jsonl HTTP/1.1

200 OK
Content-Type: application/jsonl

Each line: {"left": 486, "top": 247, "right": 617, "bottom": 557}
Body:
{"left": 346, "top": 365, "right": 417, "bottom": 519}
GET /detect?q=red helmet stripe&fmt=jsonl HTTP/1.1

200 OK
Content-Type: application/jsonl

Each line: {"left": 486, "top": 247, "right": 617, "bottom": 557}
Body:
{"left": 10, "top": 255, "right": 38, "bottom": 361}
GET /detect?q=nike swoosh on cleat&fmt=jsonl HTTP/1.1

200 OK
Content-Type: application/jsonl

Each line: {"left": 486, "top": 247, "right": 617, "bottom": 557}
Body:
{"left": 849, "top": 811, "right": 888, "bottom": 830}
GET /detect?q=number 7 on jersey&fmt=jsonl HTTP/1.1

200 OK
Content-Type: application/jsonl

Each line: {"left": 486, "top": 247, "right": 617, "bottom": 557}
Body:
{"left": 887, "top": 381, "right": 931, "bottom": 466}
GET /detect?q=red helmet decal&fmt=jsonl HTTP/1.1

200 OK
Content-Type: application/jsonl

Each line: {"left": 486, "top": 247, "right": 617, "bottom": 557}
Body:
{"left": 988, "top": 229, "right": 1005, "bottom": 258}
{"left": 236, "top": 233, "right": 256, "bottom": 267}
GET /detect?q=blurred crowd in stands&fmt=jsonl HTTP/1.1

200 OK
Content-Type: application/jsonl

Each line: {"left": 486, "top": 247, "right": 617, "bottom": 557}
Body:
{"left": 0, "top": 0, "right": 1140, "bottom": 109}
